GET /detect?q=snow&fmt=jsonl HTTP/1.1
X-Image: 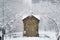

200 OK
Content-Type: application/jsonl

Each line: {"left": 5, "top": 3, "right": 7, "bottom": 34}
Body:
{"left": 4, "top": 37, "right": 56, "bottom": 40}
{"left": 4, "top": 31, "right": 57, "bottom": 40}
{"left": 39, "top": 31, "right": 57, "bottom": 39}
{"left": 22, "top": 14, "right": 40, "bottom": 20}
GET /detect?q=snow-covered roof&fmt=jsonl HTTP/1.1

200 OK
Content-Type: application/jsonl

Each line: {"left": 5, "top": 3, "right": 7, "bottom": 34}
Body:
{"left": 22, "top": 14, "right": 40, "bottom": 20}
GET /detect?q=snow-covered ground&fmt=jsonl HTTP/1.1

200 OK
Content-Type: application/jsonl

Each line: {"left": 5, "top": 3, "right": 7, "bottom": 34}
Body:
{"left": 4, "top": 31, "right": 57, "bottom": 40}
{"left": 4, "top": 37, "right": 53, "bottom": 40}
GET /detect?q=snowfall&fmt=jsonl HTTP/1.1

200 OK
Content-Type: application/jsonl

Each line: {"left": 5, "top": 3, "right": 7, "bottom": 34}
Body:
{"left": 0, "top": 0, "right": 60, "bottom": 40}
